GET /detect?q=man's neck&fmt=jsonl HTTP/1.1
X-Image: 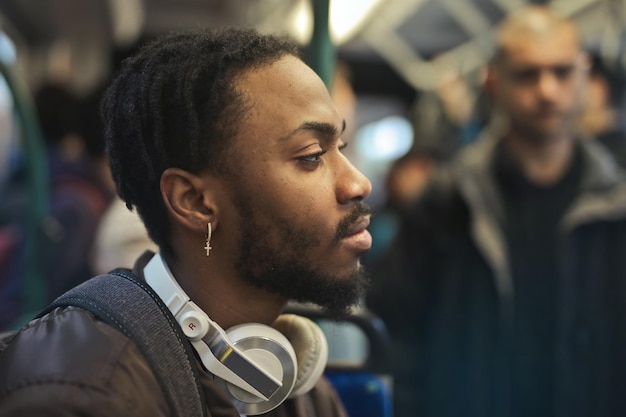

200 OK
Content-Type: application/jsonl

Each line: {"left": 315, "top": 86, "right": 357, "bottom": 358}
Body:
{"left": 503, "top": 130, "right": 575, "bottom": 186}
{"left": 165, "top": 251, "right": 287, "bottom": 330}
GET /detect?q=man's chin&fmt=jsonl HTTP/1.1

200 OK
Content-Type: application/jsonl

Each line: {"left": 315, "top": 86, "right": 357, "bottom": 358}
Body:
{"left": 331, "top": 256, "right": 367, "bottom": 278}
{"left": 519, "top": 124, "right": 567, "bottom": 142}
{"left": 310, "top": 267, "right": 370, "bottom": 320}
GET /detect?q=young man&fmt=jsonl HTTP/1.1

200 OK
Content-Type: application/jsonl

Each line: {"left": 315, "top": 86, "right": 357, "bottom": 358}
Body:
{"left": 0, "top": 28, "right": 373, "bottom": 416}
{"left": 368, "top": 6, "right": 626, "bottom": 417}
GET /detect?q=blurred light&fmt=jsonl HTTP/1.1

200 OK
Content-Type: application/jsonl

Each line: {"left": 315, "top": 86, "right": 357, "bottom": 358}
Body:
{"left": 0, "top": 72, "right": 14, "bottom": 186}
{"left": 288, "top": 0, "right": 383, "bottom": 45}
{"left": 287, "top": 0, "right": 312, "bottom": 44}
{"left": 108, "top": 0, "right": 144, "bottom": 46}
{"left": 0, "top": 32, "right": 16, "bottom": 66}
{"left": 330, "top": 0, "right": 382, "bottom": 44}
{"left": 355, "top": 116, "right": 413, "bottom": 161}
{"left": 0, "top": 73, "right": 11, "bottom": 109}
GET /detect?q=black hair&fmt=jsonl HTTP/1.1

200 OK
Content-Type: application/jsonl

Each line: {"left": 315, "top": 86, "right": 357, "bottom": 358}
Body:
{"left": 102, "top": 28, "right": 300, "bottom": 257}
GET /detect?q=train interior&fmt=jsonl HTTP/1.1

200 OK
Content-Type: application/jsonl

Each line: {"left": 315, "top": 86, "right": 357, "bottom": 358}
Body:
{"left": 1, "top": 1, "right": 625, "bottom": 415}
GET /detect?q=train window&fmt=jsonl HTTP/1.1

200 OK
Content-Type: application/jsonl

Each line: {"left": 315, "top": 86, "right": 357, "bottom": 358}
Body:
{"left": 352, "top": 112, "right": 414, "bottom": 208}
{"left": 356, "top": 115, "right": 413, "bottom": 163}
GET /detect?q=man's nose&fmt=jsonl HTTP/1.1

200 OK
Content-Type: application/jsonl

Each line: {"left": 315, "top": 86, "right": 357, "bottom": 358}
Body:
{"left": 336, "top": 155, "right": 372, "bottom": 204}
{"left": 537, "top": 71, "right": 560, "bottom": 99}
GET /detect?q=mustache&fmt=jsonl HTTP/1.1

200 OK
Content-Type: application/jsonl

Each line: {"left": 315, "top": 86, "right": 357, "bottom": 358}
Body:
{"left": 334, "top": 202, "right": 374, "bottom": 242}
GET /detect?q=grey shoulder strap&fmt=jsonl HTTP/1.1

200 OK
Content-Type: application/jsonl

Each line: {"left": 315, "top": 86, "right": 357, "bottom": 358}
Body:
{"left": 39, "top": 269, "right": 206, "bottom": 417}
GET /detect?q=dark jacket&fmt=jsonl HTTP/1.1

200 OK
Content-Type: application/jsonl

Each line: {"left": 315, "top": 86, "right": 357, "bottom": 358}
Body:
{"left": 369, "top": 133, "right": 626, "bottom": 417}
{"left": 0, "top": 258, "right": 347, "bottom": 417}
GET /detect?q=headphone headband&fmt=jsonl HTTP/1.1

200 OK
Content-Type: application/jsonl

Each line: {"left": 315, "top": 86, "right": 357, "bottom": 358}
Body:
{"left": 144, "top": 253, "right": 285, "bottom": 402}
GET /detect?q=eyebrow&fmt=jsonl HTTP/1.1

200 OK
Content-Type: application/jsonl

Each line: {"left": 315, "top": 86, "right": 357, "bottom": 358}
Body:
{"left": 285, "top": 119, "right": 347, "bottom": 140}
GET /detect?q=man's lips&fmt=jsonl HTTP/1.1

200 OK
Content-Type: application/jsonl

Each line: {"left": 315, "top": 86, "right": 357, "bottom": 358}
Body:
{"left": 345, "top": 216, "right": 371, "bottom": 237}
{"left": 341, "top": 216, "right": 372, "bottom": 252}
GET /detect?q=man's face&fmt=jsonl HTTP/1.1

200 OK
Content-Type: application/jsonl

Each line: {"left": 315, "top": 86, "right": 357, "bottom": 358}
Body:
{"left": 493, "top": 28, "right": 588, "bottom": 140}
{"left": 219, "top": 55, "right": 373, "bottom": 315}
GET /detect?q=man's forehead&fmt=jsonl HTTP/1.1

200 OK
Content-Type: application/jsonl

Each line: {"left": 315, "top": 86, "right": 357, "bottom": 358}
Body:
{"left": 232, "top": 54, "right": 341, "bottom": 142}
{"left": 236, "top": 56, "right": 326, "bottom": 103}
{"left": 499, "top": 30, "right": 580, "bottom": 67}
{"left": 496, "top": 5, "right": 579, "bottom": 45}
{"left": 237, "top": 54, "right": 305, "bottom": 85}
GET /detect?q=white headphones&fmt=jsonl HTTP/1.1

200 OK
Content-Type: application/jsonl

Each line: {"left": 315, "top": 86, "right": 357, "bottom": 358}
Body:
{"left": 143, "top": 253, "right": 328, "bottom": 415}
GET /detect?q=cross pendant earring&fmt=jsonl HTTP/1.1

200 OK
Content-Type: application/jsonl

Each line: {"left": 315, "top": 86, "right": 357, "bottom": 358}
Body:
{"left": 204, "top": 222, "right": 213, "bottom": 257}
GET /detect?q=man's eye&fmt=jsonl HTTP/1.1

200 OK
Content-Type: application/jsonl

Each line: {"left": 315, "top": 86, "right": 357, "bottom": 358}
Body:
{"left": 300, "top": 150, "right": 327, "bottom": 163}
{"left": 512, "top": 69, "right": 537, "bottom": 83}
{"left": 339, "top": 141, "right": 348, "bottom": 152}
{"left": 554, "top": 66, "right": 574, "bottom": 79}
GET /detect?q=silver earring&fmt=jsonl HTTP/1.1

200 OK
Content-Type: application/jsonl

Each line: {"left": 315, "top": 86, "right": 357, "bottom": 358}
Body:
{"left": 204, "top": 222, "right": 213, "bottom": 257}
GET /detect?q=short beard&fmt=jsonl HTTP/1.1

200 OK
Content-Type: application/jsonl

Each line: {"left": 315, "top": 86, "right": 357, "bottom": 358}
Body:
{"left": 232, "top": 196, "right": 371, "bottom": 318}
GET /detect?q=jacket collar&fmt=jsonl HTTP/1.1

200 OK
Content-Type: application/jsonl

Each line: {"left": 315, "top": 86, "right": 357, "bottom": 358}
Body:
{"left": 455, "top": 130, "right": 626, "bottom": 230}
{"left": 563, "top": 138, "right": 626, "bottom": 229}
{"left": 448, "top": 130, "right": 626, "bottom": 302}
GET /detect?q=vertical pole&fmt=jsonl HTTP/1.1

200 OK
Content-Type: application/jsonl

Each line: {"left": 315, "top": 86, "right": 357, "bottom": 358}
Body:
{"left": 306, "top": 0, "right": 335, "bottom": 89}
{"left": 0, "top": 60, "right": 49, "bottom": 324}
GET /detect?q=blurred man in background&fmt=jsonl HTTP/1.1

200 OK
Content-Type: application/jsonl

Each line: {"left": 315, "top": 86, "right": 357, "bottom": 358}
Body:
{"left": 368, "top": 6, "right": 626, "bottom": 417}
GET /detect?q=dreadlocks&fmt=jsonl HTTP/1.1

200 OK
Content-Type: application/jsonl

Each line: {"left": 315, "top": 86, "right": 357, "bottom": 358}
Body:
{"left": 102, "top": 28, "right": 300, "bottom": 257}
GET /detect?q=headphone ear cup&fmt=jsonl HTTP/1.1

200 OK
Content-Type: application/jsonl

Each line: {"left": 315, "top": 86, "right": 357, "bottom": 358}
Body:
{"left": 273, "top": 314, "right": 328, "bottom": 398}
{"left": 223, "top": 323, "right": 298, "bottom": 415}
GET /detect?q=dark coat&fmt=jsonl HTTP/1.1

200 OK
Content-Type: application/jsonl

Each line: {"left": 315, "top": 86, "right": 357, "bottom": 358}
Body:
{"left": 368, "top": 134, "right": 626, "bottom": 417}
{"left": 0, "top": 258, "right": 347, "bottom": 417}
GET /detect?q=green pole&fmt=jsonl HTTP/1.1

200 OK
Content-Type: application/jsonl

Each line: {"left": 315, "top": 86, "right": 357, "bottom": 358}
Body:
{"left": 306, "top": 0, "right": 335, "bottom": 89}
{"left": 0, "top": 60, "right": 49, "bottom": 323}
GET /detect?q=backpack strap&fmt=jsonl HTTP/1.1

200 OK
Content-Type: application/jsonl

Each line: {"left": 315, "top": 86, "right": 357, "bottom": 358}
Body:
{"left": 38, "top": 269, "right": 206, "bottom": 417}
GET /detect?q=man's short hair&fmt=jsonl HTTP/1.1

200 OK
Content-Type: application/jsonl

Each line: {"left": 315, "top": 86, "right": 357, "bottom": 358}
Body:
{"left": 491, "top": 5, "right": 579, "bottom": 65}
{"left": 102, "top": 28, "right": 301, "bottom": 257}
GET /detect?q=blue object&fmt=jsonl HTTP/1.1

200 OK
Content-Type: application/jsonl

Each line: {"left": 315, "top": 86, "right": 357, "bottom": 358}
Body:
{"left": 326, "top": 371, "right": 393, "bottom": 417}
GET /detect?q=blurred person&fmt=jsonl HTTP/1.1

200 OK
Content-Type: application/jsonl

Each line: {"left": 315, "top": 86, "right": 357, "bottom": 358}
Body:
{"left": 0, "top": 83, "right": 113, "bottom": 330}
{"left": 91, "top": 197, "right": 158, "bottom": 274}
{"left": 0, "top": 28, "right": 373, "bottom": 416}
{"left": 577, "top": 54, "right": 626, "bottom": 167}
{"left": 409, "top": 63, "right": 491, "bottom": 159}
{"left": 368, "top": 6, "right": 626, "bottom": 417}
{"left": 364, "top": 150, "right": 436, "bottom": 267}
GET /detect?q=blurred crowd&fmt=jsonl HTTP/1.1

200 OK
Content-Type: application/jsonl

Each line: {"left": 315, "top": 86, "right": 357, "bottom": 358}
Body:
{"left": 0, "top": 79, "right": 157, "bottom": 329}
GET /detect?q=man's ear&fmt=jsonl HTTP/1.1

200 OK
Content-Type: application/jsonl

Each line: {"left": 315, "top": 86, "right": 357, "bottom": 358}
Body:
{"left": 160, "top": 167, "right": 220, "bottom": 233}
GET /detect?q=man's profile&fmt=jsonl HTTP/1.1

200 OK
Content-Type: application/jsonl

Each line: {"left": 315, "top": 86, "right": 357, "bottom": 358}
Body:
{"left": 0, "top": 28, "right": 373, "bottom": 417}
